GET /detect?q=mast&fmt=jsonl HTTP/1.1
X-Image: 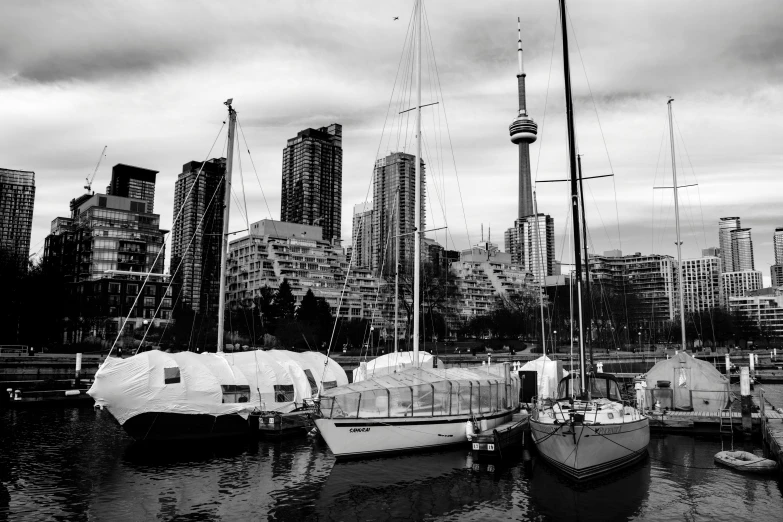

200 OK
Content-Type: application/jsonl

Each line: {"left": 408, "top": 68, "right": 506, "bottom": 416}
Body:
{"left": 217, "top": 99, "right": 237, "bottom": 353}
{"left": 668, "top": 99, "right": 687, "bottom": 351}
{"left": 394, "top": 188, "right": 400, "bottom": 353}
{"left": 533, "top": 190, "right": 547, "bottom": 357}
{"left": 412, "top": 0, "right": 422, "bottom": 366}
{"left": 577, "top": 155, "right": 593, "bottom": 365}
{"left": 558, "top": 0, "right": 586, "bottom": 395}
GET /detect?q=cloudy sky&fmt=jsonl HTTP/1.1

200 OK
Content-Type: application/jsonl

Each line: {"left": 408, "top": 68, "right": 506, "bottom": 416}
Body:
{"left": 2, "top": 0, "right": 782, "bottom": 280}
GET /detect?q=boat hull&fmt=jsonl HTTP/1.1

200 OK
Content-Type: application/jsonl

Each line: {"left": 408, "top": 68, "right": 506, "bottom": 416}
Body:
{"left": 121, "top": 411, "right": 249, "bottom": 441}
{"left": 315, "top": 411, "right": 514, "bottom": 459}
{"left": 530, "top": 416, "right": 650, "bottom": 480}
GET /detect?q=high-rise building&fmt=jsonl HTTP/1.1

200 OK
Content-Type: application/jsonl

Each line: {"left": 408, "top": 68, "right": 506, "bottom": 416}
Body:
{"left": 508, "top": 18, "right": 538, "bottom": 220}
{"left": 170, "top": 158, "right": 226, "bottom": 315}
{"left": 720, "top": 270, "right": 762, "bottom": 300}
{"left": 718, "top": 217, "right": 740, "bottom": 272}
{"left": 773, "top": 227, "right": 783, "bottom": 264}
{"left": 681, "top": 256, "right": 722, "bottom": 312}
{"left": 771, "top": 265, "right": 783, "bottom": 288}
{"left": 372, "top": 152, "right": 425, "bottom": 276}
{"left": 351, "top": 202, "right": 373, "bottom": 268}
{"left": 0, "top": 168, "right": 35, "bottom": 265}
{"left": 107, "top": 164, "right": 158, "bottom": 213}
{"left": 280, "top": 124, "right": 343, "bottom": 243}
{"left": 702, "top": 247, "right": 720, "bottom": 258}
{"left": 504, "top": 214, "right": 554, "bottom": 283}
{"left": 730, "top": 228, "right": 754, "bottom": 271}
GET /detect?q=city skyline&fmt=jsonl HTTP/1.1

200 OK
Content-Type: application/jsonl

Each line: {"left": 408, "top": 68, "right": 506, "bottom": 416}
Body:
{"left": 2, "top": 1, "right": 782, "bottom": 282}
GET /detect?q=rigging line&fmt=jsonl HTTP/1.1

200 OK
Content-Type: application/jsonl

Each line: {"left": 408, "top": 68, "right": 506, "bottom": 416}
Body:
{"left": 236, "top": 120, "right": 279, "bottom": 238}
{"left": 108, "top": 120, "right": 226, "bottom": 357}
{"left": 136, "top": 174, "right": 225, "bottom": 352}
{"left": 233, "top": 126, "right": 257, "bottom": 348}
{"left": 533, "top": 8, "right": 560, "bottom": 183}
{"left": 422, "top": 1, "right": 471, "bottom": 250}
{"left": 673, "top": 113, "right": 708, "bottom": 247}
{"left": 390, "top": 3, "right": 417, "bottom": 155}
{"left": 564, "top": 5, "right": 624, "bottom": 259}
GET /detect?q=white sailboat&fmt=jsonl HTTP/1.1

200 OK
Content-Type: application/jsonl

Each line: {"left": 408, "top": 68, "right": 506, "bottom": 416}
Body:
{"left": 528, "top": 0, "right": 649, "bottom": 480}
{"left": 314, "top": 0, "right": 520, "bottom": 459}
{"left": 88, "top": 100, "right": 348, "bottom": 441}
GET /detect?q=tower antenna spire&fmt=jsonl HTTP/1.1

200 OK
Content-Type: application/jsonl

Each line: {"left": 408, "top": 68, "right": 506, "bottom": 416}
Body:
{"left": 517, "top": 17, "right": 524, "bottom": 78}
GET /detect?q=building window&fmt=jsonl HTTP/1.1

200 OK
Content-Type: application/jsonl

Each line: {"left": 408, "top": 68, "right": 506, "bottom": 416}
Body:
{"left": 143, "top": 296, "right": 155, "bottom": 307}
{"left": 108, "top": 283, "right": 120, "bottom": 294}
{"left": 146, "top": 286, "right": 156, "bottom": 296}
{"left": 126, "top": 283, "right": 139, "bottom": 295}
{"left": 161, "top": 298, "right": 172, "bottom": 309}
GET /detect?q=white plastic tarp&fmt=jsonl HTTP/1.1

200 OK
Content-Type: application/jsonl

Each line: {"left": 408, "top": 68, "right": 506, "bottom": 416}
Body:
{"left": 88, "top": 349, "right": 348, "bottom": 425}
{"left": 352, "top": 351, "right": 434, "bottom": 382}
{"left": 519, "top": 355, "right": 569, "bottom": 400}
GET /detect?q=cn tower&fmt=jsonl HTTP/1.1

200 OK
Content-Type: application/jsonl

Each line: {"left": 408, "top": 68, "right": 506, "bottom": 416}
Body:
{"left": 508, "top": 18, "right": 538, "bottom": 219}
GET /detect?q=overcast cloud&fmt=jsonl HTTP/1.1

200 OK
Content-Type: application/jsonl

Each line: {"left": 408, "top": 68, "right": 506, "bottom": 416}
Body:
{"left": 2, "top": 0, "right": 781, "bottom": 281}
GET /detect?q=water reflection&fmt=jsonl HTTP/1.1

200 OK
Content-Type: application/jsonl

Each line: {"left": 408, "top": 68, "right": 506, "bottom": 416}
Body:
{"left": 314, "top": 450, "right": 510, "bottom": 521}
{"left": 529, "top": 456, "right": 651, "bottom": 521}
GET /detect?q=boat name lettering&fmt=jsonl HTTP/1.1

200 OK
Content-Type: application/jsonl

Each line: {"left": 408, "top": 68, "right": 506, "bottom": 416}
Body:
{"left": 349, "top": 427, "right": 371, "bottom": 433}
{"left": 594, "top": 427, "right": 621, "bottom": 435}
{"left": 438, "top": 434, "right": 453, "bottom": 437}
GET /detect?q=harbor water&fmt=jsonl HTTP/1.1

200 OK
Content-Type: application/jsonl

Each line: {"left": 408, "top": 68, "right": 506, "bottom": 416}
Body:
{"left": 2, "top": 390, "right": 782, "bottom": 521}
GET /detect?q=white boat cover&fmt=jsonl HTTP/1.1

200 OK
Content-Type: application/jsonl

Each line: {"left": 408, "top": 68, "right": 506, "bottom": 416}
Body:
{"left": 88, "top": 349, "right": 348, "bottom": 425}
{"left": 644, "top": 351, "right": 729, "bottom": 411}
{"left": 520, "top": 355, "right": 569, "bottom": 400}
{"left": 352, "top": 351, "right": 433, "bottom": 382}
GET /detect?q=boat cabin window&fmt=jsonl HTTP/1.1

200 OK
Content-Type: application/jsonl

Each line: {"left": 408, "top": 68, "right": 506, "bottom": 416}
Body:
{"left": 163, "top": 367, "right": 180, "bottom": 384}
{"left": 304, "top": 369, "right": 318, "bottom": 396}
{"left": 274, "top": 384, "right": 295, "bottom": 403}
{"left": 221, "top": 384, "right": 250, "bottom": 403}
{"left": 557, "top": 375, "right": 622, "bottom": 402}
{"left": 322, "top": 381, "right": 337, "bottom": 390}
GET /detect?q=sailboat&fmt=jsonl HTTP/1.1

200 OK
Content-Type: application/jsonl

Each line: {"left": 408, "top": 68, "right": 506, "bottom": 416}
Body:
{"left": 528, "top": 0, "right": 650, "bottom": 480}
{"left": 314, "top": 0, "right": 520, "bottom": 459}
{"left": 88, "top": 100, "right": 348, "bottom": 441}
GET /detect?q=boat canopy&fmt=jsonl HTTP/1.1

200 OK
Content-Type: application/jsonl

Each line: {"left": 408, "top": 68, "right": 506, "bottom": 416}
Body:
{"left": 320, "top": 366, "right": 518, "bottom": 419}
{"left": 352, "top": 351, "right": 433, "bottom": 382}
{"left": 88, "top": 349, "right": 348, "bottom": 425}
{"left": 557, "top": 373, "right": 623, "bottom": 402}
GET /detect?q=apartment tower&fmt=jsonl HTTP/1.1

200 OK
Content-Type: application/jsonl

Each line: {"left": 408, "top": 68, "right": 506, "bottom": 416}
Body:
{"left": 280, "top": 124, "right": 343, "bottom": 243}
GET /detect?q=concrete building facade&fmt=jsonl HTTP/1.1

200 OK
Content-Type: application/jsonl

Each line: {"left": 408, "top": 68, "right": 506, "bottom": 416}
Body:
{"left": 280, "top": 124, "right": 343, "bottom": 243}
{"left": 107, "top": 164, "right": 158, "bottom": 213}
{"left": 0, "top": 168, "right": 35, "bottom": 264}
{"left": 721, "top": 270, "right": 763, "bottom": 300}
{"left": 227, "top": 219, "right": 390, "bottom": 326}
{"left": 681, "top": 256, "right": 722, "bottom": 312}
{"left": 718, "top": 217, "right": 740, "bottom": 273}
{"left": 728, "top": 288, "right": 783, "bottom": 339}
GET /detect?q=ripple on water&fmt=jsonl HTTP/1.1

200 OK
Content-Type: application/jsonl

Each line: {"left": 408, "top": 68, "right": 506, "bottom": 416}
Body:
{"left": 2, "top": 405, "right": 783, "bottom": 521}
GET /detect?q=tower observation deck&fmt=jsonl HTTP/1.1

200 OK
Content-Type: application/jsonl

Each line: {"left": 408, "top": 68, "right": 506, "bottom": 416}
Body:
{"left": 509, "top": 18, "right": 538, "bottom": 219}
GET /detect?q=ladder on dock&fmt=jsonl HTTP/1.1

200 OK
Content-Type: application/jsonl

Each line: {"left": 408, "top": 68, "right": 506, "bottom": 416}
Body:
{"left": 719, "top": 408, "right": 734, "bottom": 434}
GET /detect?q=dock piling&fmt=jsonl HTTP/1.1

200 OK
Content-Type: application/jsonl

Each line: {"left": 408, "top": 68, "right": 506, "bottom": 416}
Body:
{"left": 740, "top": 367, "right": 752, "bottom": 434}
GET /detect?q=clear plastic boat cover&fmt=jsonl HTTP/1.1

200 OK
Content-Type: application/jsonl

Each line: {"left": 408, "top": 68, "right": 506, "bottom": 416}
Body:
{"left": 88, "top": 349, "right": 348, "bottom": 425}
{"left": 321, "top": 365, "right": 518, "bottom": 419}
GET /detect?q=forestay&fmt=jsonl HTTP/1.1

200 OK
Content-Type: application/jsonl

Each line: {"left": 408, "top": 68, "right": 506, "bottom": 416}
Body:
{"left": 321, "top": 366, "right": 518, "bottom": 419}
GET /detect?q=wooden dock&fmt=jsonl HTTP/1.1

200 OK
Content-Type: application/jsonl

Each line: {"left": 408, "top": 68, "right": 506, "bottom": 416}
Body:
{"left": 647, "top": 410, "right": 783, "bottom": 434}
